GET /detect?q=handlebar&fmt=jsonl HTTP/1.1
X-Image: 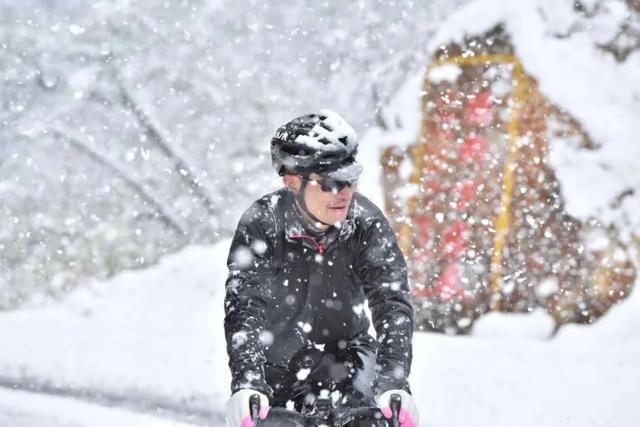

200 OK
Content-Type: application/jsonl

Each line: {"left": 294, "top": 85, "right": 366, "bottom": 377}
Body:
{"left": 389, "top": 393, "right": 401, "bottom": 427}
{"left": 249, "top": 394, "right": 262, "bottom": 423}
{"left": 249, "top": 392, "right": 402, "bottom": 427}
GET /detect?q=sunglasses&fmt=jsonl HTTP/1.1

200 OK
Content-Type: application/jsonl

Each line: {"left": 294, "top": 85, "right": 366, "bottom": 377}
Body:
{"left": 303, "top": 176, "right": 358, "bottom": 193}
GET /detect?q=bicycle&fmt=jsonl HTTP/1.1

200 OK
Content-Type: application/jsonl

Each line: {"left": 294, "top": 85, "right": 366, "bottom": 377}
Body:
{"left": 249, "top": 392, "right": 403, "bottom": 426}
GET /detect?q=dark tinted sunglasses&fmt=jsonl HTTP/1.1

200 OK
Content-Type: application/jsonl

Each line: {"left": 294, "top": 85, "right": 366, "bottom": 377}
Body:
{"left": 303, "top": 176, "right": 358, "bottom": 193}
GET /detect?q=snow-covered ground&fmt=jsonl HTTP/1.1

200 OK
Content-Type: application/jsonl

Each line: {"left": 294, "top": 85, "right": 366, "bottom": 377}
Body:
{"left": 1, "top": 240, "right": 638, "bottom": 426}
{"left": 0, "top": 245, "right": 229, "bottom": 425}
{"left": 0, "top": 388, "right": 196, "bottom": 427}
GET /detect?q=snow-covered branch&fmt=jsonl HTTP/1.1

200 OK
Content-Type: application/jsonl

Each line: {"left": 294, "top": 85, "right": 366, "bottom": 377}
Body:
{"left": 115, "top": 78, "right": 220, "bottom": 218}
{"left": 50, "top": 128, "right": 188, "bottom": 237}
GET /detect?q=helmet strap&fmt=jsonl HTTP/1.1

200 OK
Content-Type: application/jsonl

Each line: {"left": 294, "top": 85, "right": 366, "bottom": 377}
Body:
{"left": 295, "top": 179, "right": 333, "bottom": 229}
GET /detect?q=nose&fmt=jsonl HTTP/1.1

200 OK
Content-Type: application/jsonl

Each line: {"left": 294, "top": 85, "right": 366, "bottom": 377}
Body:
{"left": 335, "top": 184, "right": 354, "bottom": 199}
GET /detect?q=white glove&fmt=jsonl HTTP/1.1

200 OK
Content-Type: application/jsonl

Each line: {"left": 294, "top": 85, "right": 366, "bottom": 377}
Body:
{"left": 376, "top": 389, "right": 419, "bottom": 427}
{"left": 225, "top": 389, "right": 269, "bottom": 427}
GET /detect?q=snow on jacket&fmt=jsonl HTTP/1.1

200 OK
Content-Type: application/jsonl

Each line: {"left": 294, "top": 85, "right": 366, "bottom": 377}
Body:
{"left": 224, "top": 188, "right": 414, "bottom": 398}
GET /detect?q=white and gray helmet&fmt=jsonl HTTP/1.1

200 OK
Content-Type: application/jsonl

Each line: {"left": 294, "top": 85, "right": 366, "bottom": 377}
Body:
{"left": 271, "top": 110, "right": 363, "bottom": 180}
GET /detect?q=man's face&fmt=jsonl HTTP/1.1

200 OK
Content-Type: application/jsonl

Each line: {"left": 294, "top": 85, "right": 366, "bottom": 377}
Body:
{"left": 284, "top": 172, "right": 356, "bottom": 227}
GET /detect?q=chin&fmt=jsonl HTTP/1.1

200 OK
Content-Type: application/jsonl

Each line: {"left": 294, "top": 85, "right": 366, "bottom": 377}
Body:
{"left": 325, "top": 214, "right": 348, "bottom": 225}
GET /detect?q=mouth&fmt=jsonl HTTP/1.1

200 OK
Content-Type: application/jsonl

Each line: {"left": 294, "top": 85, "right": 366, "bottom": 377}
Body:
{"left": 328, "top": 206, "right": 347, "bottom": 213}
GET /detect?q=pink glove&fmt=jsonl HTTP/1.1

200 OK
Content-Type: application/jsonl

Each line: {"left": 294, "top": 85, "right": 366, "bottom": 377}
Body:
{"left": 377, "top": 389, "right": 419, "bottom": 427}
{"left": 225, "top": 389, "right": 269, "bottom": 427}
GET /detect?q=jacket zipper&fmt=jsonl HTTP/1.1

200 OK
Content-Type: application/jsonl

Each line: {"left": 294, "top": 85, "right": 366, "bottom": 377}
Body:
{"left": 289, "top": 234, "right": 325, "bottom": 254}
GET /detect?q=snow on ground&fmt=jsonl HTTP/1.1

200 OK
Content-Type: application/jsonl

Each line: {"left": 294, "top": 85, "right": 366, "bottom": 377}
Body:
{"left": 0, "top": 244, "right": 232, "bottom": 422}
{"left": 1, "top": 239, "right": 638, "bottom": 426}
{"left": 0, "top": 388, "right": 194, "bottom": 427}
{"left": 413, "top": 321, "right": 640, "bottom": 427}
{"left": 471, "top": 308, "right": 555, "bottom": 340}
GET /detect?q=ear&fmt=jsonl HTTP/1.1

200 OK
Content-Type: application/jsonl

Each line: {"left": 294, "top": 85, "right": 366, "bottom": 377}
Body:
{"left": 282, "top": 175, "right": 301, "bottom": 193}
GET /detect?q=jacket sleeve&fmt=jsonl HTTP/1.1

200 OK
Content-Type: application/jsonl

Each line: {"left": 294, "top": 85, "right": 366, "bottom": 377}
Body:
{"left": 224, "top": 201, "right": 275, "bottom": 398}
{"left": 355, "top": 210, "right": 414, "bottom": 395}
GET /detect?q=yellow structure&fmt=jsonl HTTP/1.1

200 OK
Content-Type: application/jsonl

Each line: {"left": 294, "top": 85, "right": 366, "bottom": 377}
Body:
{"left": 401, "top": 54, "right": 526, "bottom": 311}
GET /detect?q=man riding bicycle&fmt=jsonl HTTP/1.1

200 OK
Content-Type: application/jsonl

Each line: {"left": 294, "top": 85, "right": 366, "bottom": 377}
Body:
{"left": 224, "top": 111, "right": 419, "bottom": 427}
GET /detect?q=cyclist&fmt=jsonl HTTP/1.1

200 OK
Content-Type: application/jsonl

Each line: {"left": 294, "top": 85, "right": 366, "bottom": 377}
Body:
{"left": 224, "top": 110, "right": 419, "bottom": 427}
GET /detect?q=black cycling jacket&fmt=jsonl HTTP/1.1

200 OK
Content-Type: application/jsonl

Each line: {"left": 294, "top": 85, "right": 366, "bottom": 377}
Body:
{"left": 224, "top": 188, "right": 413, "bottom": 398}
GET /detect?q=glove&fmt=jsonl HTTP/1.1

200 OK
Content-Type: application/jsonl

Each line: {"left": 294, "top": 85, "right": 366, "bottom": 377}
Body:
{"left": 376, "top": 389, "right": 419, "bottom": 427}
{"left": 225, "top": 389, "right": 269, "bottom": 427}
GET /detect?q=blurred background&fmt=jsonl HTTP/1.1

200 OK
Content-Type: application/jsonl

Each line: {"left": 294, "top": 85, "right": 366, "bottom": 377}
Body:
{"left": 0, "top": 0, "right": 467, "bottom": 307}
{"left": 1, "top": 0, "right": 639, "bottom": 426}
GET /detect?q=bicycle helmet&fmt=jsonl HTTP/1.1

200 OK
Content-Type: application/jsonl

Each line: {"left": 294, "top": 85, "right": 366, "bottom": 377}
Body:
{"left": 271, "top": 110, "right": 363, "bottom": 180}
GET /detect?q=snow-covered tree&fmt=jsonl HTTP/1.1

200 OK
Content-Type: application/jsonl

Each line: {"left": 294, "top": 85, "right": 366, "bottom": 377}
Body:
{"left": 0, "top": 0, "right": 468, "bottom": 307}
